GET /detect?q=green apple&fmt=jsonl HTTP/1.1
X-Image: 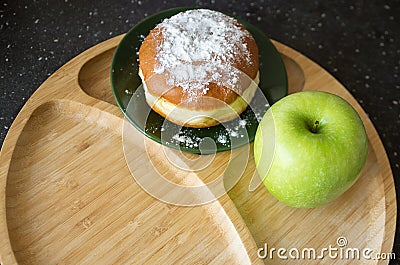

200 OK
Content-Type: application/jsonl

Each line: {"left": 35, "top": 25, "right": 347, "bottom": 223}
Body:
{"left": 254, "top": 91, "right": 368, "bottom": 208}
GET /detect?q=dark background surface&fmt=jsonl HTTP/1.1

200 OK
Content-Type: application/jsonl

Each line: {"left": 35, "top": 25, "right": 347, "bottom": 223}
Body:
{"left": 1, "top": 0, "right": 399, "bottom": 263}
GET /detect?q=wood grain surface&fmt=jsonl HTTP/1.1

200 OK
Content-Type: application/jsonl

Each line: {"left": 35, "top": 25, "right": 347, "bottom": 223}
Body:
{"left": 0, "top": 35, "right": 396, "bottom": 265}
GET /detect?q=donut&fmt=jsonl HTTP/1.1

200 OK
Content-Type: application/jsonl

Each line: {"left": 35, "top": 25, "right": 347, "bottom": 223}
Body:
{"left": 138, "top": 9, "right": 259, "bottom": 128}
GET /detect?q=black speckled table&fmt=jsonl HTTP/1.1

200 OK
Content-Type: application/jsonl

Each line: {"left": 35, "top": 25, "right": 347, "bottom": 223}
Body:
{"left": 1, "top": 0, "right": 399, "bottom": 263}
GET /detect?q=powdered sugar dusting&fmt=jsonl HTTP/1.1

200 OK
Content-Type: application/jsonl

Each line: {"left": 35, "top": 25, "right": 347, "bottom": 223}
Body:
{"left": 152, "top": 9, "right": 254, "bottom": 100}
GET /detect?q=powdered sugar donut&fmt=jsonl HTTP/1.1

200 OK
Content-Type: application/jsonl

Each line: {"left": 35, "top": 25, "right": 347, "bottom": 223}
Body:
{"left": 138, "top": 9, "right": 259, "bottom": 128}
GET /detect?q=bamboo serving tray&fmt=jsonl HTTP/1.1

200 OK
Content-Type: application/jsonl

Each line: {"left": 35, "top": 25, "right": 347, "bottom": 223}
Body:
{"left": 0, "top": 35, "right": 396, "bottom": 264}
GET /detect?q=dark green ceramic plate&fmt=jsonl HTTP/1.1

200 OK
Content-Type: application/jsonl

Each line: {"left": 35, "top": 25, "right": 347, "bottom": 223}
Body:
{"left": 111, "top": 7, "right": 287, "bottom": 154}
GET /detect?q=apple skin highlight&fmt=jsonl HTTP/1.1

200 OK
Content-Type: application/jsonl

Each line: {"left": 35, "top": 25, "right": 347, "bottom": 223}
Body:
{"left": 254, "top": 91, "right": 369, "bottom": 208}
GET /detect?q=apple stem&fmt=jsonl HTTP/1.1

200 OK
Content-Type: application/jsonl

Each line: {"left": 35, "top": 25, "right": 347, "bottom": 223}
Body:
{"left": 312, "top": 120, "right": 319, "bottom": 133}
